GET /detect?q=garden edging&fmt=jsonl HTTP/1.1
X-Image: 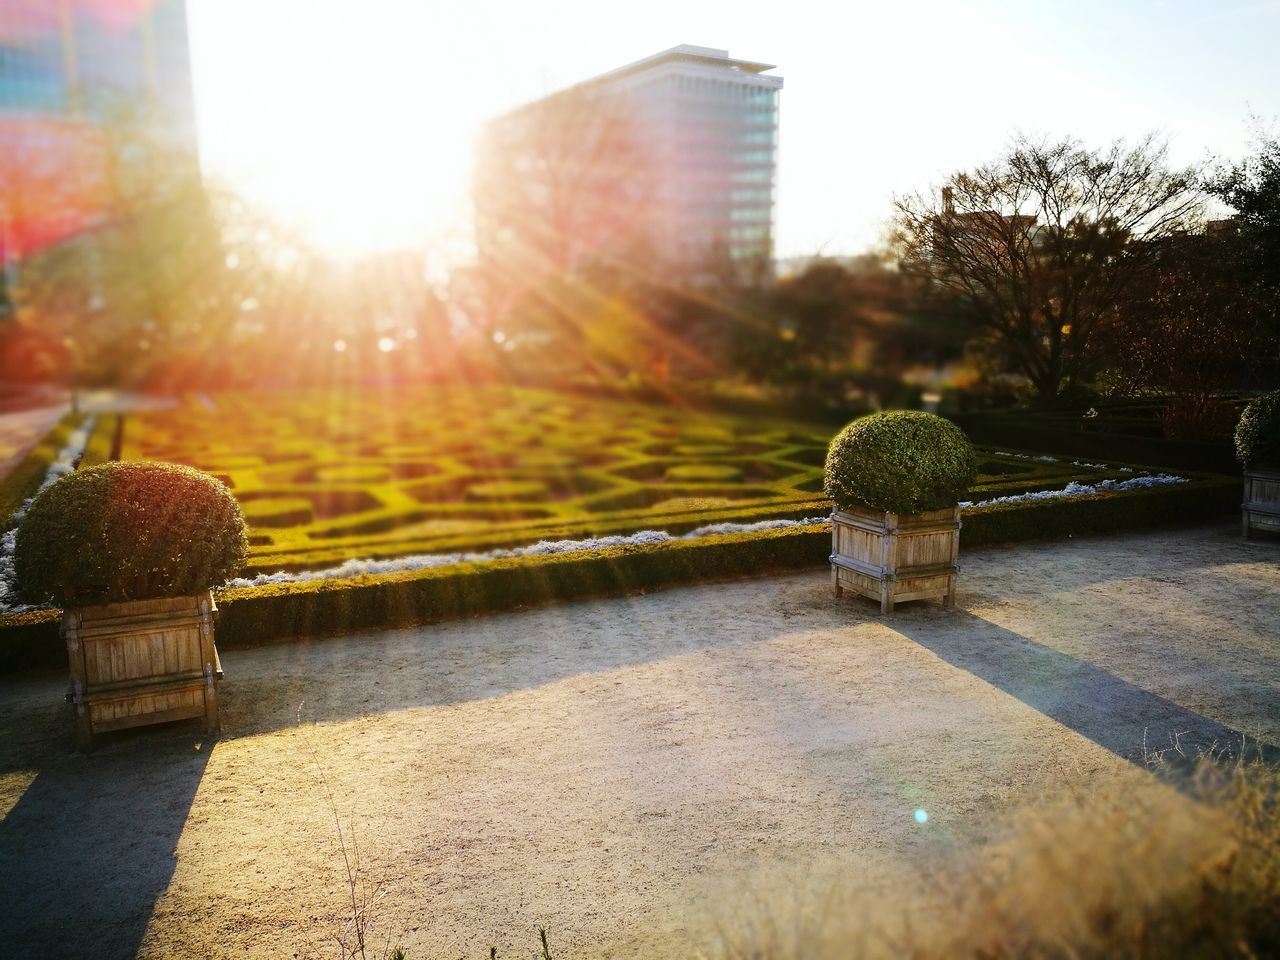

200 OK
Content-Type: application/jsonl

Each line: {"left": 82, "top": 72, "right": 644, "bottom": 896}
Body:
{"left": 0, "top": 474, "right": 1239, "bottom": 672}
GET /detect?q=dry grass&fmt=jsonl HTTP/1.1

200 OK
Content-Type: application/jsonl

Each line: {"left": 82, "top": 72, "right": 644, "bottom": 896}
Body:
{"left": 715, "top": 756, "right": 1280, "bottom": 960}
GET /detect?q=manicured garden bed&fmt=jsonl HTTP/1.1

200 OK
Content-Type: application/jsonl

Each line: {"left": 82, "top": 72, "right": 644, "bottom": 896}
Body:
{"left": 112, "top": 388, "right": 1203, "bottom": 572}
{"left": 0, "top": 387, "right": 1240, "bottom": 669}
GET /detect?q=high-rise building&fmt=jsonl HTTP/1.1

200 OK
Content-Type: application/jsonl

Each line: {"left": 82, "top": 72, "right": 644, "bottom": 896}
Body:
{"left": 475, "top": 44, "right": 783, "bottom": 286}
{"left": 0, "top": 0, "right": 198, "bottom": 272}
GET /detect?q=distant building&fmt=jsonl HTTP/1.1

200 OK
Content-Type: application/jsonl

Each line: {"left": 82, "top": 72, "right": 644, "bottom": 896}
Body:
{"left": 935, "top": 187, "right": 1039, "bottom": 250}
{"left": 475, "top": 44, "right": 783, "bottom": 288}
{"left": 0, "top": 0, "right": 199, "bottom": 277}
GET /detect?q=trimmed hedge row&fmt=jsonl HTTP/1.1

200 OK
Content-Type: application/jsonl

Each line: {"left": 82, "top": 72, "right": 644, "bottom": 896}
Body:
{"left": 962, "top": 476, "right": 1239, "bottom": 545}
{"left": 231, "top": 451, "right": 1117, "bottom": 574}
{"left": 955, "top": 414, "right": 1239, "bottom": 475}
{"left": 0, "top": 474, "right": 1240, "bottom": 672}
{"left": 79, "top": 415, "right": 119, "bottom": 468}
{"left": 119, "top": 388, "right": 837, "bottom": 572}
{"left": 0, "top": 413, "right": 82, "bottom": 522}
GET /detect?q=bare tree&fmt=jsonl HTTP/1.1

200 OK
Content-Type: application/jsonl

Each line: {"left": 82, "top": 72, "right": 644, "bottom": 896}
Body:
{"left": 472, "top": 86, "right": 656, "bottom": 325}
{"left": 895, "top": 134, "right": 1201, "bottom": 401}
{"left": 1100, "top": 231, "right": 1273, "bottom": 440}
{"left": 0, "top": 102, "right": 238, "bottom": 391}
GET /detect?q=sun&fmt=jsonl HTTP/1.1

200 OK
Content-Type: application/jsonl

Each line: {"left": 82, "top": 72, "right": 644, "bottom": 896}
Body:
{"left": 187, "top": 0, "right": 487, "bottom": 256}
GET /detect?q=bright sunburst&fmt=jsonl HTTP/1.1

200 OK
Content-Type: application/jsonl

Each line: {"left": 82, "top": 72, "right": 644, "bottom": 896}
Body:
{"left": 188, "top": 0, "right": 487, "bottom": 255}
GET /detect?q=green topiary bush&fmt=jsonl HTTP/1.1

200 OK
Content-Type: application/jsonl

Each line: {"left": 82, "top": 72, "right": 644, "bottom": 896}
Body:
{"left": 825, "top": 411, "right": 977, "bottom": 514}
{"left": 1235, "top": 390, "right": 1280, "bottom": 468}
{"left": 14, "top": 461, "right": 248, "bottom": 606}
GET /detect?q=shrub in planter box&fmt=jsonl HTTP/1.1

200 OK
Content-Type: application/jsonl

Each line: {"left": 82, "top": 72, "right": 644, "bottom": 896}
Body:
{"left": 1236, "top": 390, "right": 1280, "bottom": 539}
{"left": 825, "top": 411, "right": 976, "bottom": 613}
{"left": 14, "top": 461, "right": 248, "bottom": 750}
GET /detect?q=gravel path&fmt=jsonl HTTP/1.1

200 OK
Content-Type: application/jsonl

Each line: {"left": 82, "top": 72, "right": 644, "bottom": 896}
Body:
{"left": 0, "top": 523, "right": 1276, "bottom": 958}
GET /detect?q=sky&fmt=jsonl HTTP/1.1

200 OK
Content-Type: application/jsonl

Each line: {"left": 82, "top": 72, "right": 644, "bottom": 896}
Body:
{"left": 186, "top": 0, "right": 1280, "bottom": 261}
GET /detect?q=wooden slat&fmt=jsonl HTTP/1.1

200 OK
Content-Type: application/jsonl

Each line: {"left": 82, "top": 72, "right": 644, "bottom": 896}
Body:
{"left": 62, "top": 590, "right": 221, "bottom": 750}
{"left": 831, "top": 506, "right": 961, "bottom": 612}
{"left": 92, "top": 700, "right": 206, "bottom": 733}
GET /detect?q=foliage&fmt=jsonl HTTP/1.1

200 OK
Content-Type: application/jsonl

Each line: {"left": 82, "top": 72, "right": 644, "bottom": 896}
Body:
{"left": 0, "top": 471, "right": 1238, "bottom": 664}
{"left": 120, "top": 387, "right": 835, "bottom": 573}
{"left": 1209, "top": 121, "right": 1280, "bottom": 294}
{"left": 1235, "top": 390, "right": 1280, "bottom": 467}
{"left": 1207, "top": 121, "right": 1280, "bottom": 383}
{"left": 725, "top": 256, "right": 966, "bottom": 406}
{"left": 0, "top": 413, "right": 82, "bottom": 521}
{"left": 473, "top": 85, "right": 657, "bottom": 346}
{"left": 0, "top": 105, "right": 246, "bottom": 390}
{"left": 0, "top": 103, "right": 462, "bottom": 392}
{"left": 825, "top": 411, "right": 977, "bottom": 514}
{"left": 895, "top": 134, "right": 1201, "bottom": 401}
{"left": 1101, "top": 231, "right": 1273, "bottom": 441}
{"left": 14, "top": 461, "right": 248, "bottom": 606}
{"left": 115, "top": 388, "right": 1177, "bottom": 574}
{"left": 715, "top": 757, "right": 1280, "bottom": 960}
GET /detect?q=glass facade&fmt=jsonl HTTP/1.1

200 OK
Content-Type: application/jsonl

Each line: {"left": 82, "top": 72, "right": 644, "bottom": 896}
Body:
{"left": 477, "top": 46, "right": 783, "bottom": 282}
{"left": 0, "top": 0, "right": 198, "bottom": 262}
{"left": 630, "top": 65, "right": 781, "bottom": 266}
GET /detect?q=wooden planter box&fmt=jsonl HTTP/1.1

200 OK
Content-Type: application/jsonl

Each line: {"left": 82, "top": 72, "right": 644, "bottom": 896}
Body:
{"left": 61, "top": 591, "right": 222, "bottom": 751}
{"left": 1243, "top": 467, "right": 1280, "bottom": 538}
{"left": 830, "top": 505, "right": 961, "bottom": 614}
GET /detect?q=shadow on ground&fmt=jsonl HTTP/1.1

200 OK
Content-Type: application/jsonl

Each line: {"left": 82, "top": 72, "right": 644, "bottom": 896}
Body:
{"left": 0, "top": 726, "right": 211, "bottom": 959}
{"left": 0, "top": 524, "right": 1273, "bottom": 958}
{"left": 890, "top": 606, "right": 1280, "bottom": 772}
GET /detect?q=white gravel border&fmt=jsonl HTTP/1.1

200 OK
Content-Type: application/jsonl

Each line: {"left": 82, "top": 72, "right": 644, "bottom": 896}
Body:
{"left": 0, "top": 436, "right": 1188, "bottom": 606}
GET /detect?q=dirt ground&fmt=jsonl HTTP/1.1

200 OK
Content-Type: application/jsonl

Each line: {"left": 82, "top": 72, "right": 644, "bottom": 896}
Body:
{"left": 0, "top": 523, "right": 1276, "bottom": 959}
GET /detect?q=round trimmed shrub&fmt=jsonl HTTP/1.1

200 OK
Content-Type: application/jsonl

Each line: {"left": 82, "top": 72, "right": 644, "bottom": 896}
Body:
{"left": 14, "top": 461, "right": 249, "bottom": 606}
{"left": 1235, "top": 391, "right": 1280, "bottom": 468}
{"left": 825, "top": 411, "right": 977, "bottom": 515}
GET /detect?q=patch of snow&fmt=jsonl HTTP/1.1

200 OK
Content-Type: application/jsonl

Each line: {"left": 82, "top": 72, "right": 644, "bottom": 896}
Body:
{"left": 0, "top": 439, "right": 1191, "bottom": 609}
{"left": 994, "top": 450, "right": 1136, "bottom": 473}
{"left": 221, "top": 516, "right": 832, "bottom": 589}
{"left": 959, "top": 473, "right": 1187, "bottom": 509}
{"left": 995, "top": 451, "right": 1060, "bottom": 463}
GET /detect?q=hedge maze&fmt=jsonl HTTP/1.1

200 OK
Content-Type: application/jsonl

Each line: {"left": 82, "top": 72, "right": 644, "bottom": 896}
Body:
{"left": 117, "top": 387, "right": 1151, "bottom": 574}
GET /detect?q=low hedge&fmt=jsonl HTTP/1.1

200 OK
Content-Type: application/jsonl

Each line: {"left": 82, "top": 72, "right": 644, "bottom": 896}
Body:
{"left": 79, "top": 415, "right": 119, "bottom": 468}
{"left": 0, "top": 413, "right": 82, "bottom": 521}
{"left": 0, "top": 474, "right": 1239, "bottom": 672}
{"left": 955, "top": 413, "right": 1239, "bottom": 475}
{"left": 241, "top": 496, "right": 830, "bottom": 574}
{"left": 962, "top": 476, "right": 1239, "bottom": 545}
